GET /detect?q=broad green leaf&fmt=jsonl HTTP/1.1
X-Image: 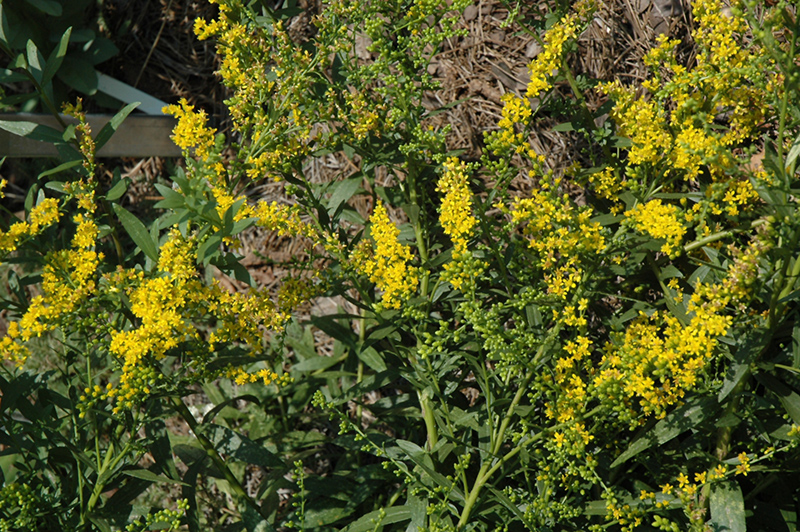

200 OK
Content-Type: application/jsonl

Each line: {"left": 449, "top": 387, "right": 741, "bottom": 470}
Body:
{"left": 122, "top": 469, "right": 188, "bottom": 486}
{"left": 341, "top": 505, "right": 414, "bottom": 532}
{"left": 112, "top": 203, "right": 159, "bottom": 262}
{"left": 95, "top": 102, "right": 139, "bottom": 151}
{"left": 328, "top": 177, "right": 362, "bottom": 214}
{"left": 106, "top": 178, "right": 128, "bottom": 202}
{"left": 356, "top": 345, "right": 387, "bottom": 372}
{"left": 610, "top": 397, "right": 716, "bottom": 468}
{"left": 710, "top": 480, "right": 746, "bottom": 532}
{"left": 0, "top": 119, "right": 63, "bottom": 143}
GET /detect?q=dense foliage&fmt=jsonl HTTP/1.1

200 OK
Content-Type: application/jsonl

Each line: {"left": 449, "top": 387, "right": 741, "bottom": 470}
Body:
{"left": 2, "top": 0, "right": 800, "bottom": 530}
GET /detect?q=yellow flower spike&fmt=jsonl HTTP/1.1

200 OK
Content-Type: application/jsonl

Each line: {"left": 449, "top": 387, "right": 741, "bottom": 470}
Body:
{"left": 358, "top": 201, "right": 418, "bottom": 310}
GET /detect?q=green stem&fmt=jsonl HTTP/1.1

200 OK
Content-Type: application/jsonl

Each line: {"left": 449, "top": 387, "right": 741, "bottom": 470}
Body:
{"left": 683, "top": 218, "right": 767, "bottom": 253}
{"left": 169, "top": 396, "right": 270, "bottom": 520}
{"left": 457, "top": 323, "right": 561, "bottom": 530}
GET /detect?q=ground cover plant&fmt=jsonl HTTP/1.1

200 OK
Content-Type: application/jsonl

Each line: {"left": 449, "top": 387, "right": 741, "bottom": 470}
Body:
{"left": 1, "top": 0, "right": 800, "bottom": 530}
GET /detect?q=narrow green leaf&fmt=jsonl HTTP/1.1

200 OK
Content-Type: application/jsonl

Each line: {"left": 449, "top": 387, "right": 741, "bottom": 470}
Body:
{"left": 356, "top": 345, "right": 387, "bottom": 372}
{"left": 153, "top": 183, "right": 185, "bottom": 209}
{"left": 328, "top": 177, "right": 361, "bottom": 213}
{"left": 610, "top": 398, "right": 716, "bottom": 468}
{"left": 242, "top": 505, "right": 277, "bottom": 532}
{"left": 122, "top": 469, "right": 188, "bottom": 486}
{"left": 95, "top": 102, "right": 139, "bottom": 151}
{"left": 719, "top": 329, "right": 767, "bottom": 402}
{"left": 756, "top": 374, "right": 800, "bottom": 425}
{"left": 294, "top": 355, "right": 342, "bottom": 372}
{"left": 26, "top": 39, "right": 42, "bottom": 78}
{"left": 341, "top": 506, "right": 413, "bottom": 532}
{"left": 38, "top": 159, "right": 81, "bottom": 179}
{"left": 710, "top": 480, "right": 746, "bottom": 532}
{"left": 112, "top": 203, "right": 159, "bottom": 262}
{"left": 0, "top": 119, "right": 64, "bottom": 144}
{"left": 202, "top": 394, "right": 261, "bottom": 424}
{"left": 786, "top": 132, "right": 800, "bottom": 172}
{"left": 41, "top": 27, "right": 71, "bottom": 86}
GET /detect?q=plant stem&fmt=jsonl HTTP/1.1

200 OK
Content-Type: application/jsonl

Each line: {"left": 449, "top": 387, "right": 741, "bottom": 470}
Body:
{"left": 169, "top": 396, "right": 270, "bottom": 521}
{"left": 457, "top": 324, "right": 561, "bottom": 530}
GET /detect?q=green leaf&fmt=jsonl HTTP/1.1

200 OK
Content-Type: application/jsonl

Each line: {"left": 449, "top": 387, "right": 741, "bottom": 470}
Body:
{"left": 242, "top": 505, "right": 277, "bottom": 532}
{"left": 710, "top": 480, "right": 746, "bottom": 532}
{"left": 106, "top": 178, "right": 128, "bottom": 202}
{"left": 719, "top": 329, "right": 767, "bottom": 402}
{"left": 341, "top": 506, "right": 414, "bottom": 532}
{"left": 756, "top": 373, "right": 800, "bottom": 425}
{"left": 57, "top": 55, "right": 98, "bottom": 95}
{"left": 112, "top": 203, "right": 159, "bottom": 262}
{"left": 198, "top": 424, "right": 284, "bottom": 468}
{"left": 311, "top": 315, "right": 358, "bottom": 352}
{"left": 294, "top": 354, "right": 342, "bottom": 372}
{"left": 26, "top": 39, "right": 43, "bottom": 79}
{"left": 38, "top": 159, "right": 82, "bottom": 179}
{"left": 610, "top": 397, "right": 716, "bottom": 468}
{"left": 395, "top": 440, "right": 459, "bottom": 499}
{"left": 356, "top": 345, "right": 387, "bottom": 372}
{"left": 153, "top": 183, "right": 185, "bottom": 209}
{"left": 787, "top": 132, "right": 800, "bottom": 172}
{"left": 122, "top": 469, "right": 188, "bottom": 486}
{"left": 0, "top": 119, "right": 64, "bottom": 143}
{"left": 41, "top": 27, "right": 71, "bottom": 86}
{"left": 328, "top": 177, "right": 362, "bottom": 214}
{"left": 95, "top": 102, "right": 139, "bottom": 151}
{"left": 23, "top": 0, "right": 62, "bottom": 16}
{"left": 202, "top": 394, "right": 260, "bottom": 424}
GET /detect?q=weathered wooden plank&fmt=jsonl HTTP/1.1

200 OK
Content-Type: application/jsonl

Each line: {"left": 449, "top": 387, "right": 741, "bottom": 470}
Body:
{"left": 0, "top": 114, "right": 181, "bottom": 158}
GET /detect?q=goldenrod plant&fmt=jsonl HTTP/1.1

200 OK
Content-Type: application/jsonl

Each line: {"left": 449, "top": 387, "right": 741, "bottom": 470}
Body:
{"left": 1, "top": 0, "right": 800, "bottom": 530}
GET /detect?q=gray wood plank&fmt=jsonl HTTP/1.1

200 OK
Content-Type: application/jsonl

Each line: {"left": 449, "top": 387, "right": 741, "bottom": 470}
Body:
{"left": 0, "top": 114, "right": 181, "bottom": 158}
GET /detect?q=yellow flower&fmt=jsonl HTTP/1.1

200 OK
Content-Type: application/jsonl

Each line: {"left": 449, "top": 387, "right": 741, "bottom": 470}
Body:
{"left": 163, "top": 98, "right": 217, "bottom": 159}
{"left": 358, "top": 202, "right": 418, "bottom": 310}
{"left": 626, "top": 200, "right": 686, "bottom": 256}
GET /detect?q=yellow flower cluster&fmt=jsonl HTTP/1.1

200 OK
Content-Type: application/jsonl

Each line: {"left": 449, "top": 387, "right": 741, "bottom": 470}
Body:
{"left": 626, "top": 199, "right": 686, "bottom": 256}
{"left": 356, "top": 202, "right": 418, "bottom": 309}
{"left": 1, "top": 213, "right": 101, "bottom": 366}
{"left": 593, "top": 237, "right": 765, "bottom": 423}
{"left": 104, "top": 228, "right": 293, "bottom": 411}
{"left": 163, "top": 98, "right": 217, "bottom": 160}
{"left": 525, "top": 13, "right": 580, "bottom": 98}
{"left": 0, "top": 198, "right": 61, "bottom": 255}
{"left": 603, "top": 0, "right": 774, "bottom": 186}
{"left": 437, "top": 160, "right": 475, "bottom": 248}
{"left": 510, "top": 174, "right": 606, "bottom": 273}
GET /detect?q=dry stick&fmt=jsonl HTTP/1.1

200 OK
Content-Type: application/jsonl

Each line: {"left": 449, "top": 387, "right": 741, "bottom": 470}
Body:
{"left": 134, "top": 0, "right": 176, "bottom": 89}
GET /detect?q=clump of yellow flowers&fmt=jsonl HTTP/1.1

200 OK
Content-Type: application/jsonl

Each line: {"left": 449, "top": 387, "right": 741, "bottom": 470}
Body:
{"left": 2, "top": 0, "right": 800, "bottom": 529}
